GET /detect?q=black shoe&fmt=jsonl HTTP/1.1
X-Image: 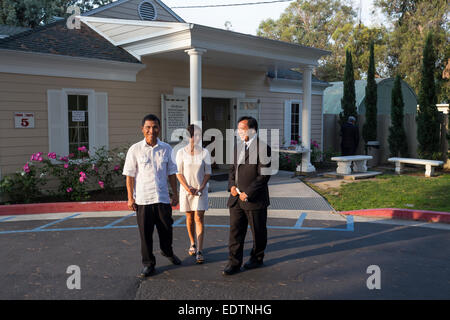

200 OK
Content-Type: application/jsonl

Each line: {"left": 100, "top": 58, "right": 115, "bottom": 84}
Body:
{"left": 222, "top": 264, "right": 241, "bottom": 276}
{"left": 243, "top": 260, "right": 264, "bottom": 270}
{"left": 140, "top": 265, "right": 155, "bottom": 278}
{"left": 166, "top": 254, "right": 182, "bottom": 265}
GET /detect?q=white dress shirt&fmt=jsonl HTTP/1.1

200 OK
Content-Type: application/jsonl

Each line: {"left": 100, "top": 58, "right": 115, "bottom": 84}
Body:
{"left": 122, "top": 138, "right": 178, "bottom": 205}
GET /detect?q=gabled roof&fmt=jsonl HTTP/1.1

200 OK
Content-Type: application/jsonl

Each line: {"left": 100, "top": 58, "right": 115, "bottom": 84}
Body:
{"left": 82, "top": 0, "right": 185, "bottom": 23}
{"left": 0, "top": 20, "right": 141, "bottom": 64}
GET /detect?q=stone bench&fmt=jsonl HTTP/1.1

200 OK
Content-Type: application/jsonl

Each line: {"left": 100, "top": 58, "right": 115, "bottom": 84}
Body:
{"left": 331, "top": 155, "right": 373, "bottom": 175}
{"left": 388, "top": 157, "right": 444, "bottom": 177}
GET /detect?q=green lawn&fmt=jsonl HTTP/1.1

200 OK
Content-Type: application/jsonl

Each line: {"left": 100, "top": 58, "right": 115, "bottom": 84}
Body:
{"left": 307, "top": 173, "right": 450, "bottom": 213}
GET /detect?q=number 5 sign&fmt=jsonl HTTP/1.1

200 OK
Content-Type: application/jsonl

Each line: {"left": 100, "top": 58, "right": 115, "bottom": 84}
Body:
{"left": 14, "top": 112, "right": 35, "bottom": 128}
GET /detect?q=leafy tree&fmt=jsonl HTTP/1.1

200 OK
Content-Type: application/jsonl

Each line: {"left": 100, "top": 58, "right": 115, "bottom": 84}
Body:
{"left": 327, "top": 23, "right": 389, "bottom": 81}
{"left": 340, "top": 49, "right": 357, "bottom": 124}
{"left": 257, "top": 0, "right": 389, "bottom": 82}
{"left": 388, "top": 75, "right": 408, "bottom": 157}
{"left": 0, "top": 0, "right": 114, "bottom": 28}
{"left": 374, "top": 0, "right": 449, "bottom": 103}
{"left": 416, "top": 32, "right": 441, "bottom": 159}
{"left": 362, "top": 42, "right": 378, "bottom": 143}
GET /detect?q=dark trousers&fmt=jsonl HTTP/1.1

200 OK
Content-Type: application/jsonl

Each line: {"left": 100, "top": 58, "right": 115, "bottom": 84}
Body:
{"left": 136, "top": 203, "right": 174, "bottom": 267}
{"left": 341, "top": 146, "right": 357, "bottom": 156}
{"left": 228, "top": 203, "right": 268, "bottom": 267}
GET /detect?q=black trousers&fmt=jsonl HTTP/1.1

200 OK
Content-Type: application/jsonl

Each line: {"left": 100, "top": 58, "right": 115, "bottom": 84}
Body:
{"left": 228, "top": 203, "right": 268, "bottom": 267}
{"left": 136, "top": 203, "right": 174, "bottom": 267}
{"left": 341, "top": 146, "right": 357, "bottom": 156}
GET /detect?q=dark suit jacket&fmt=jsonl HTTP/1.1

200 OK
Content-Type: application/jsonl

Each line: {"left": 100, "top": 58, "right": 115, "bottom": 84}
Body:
{"left": 341, "top": 122, "right": 360, "bottom": 150}
{"left": 227, "top": 137, "right": 271, "bottom": 210}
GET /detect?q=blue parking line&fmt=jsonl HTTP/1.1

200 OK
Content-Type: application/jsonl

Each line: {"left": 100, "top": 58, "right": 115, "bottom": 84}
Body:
{"left": 32, "top": 213, "right": 80, "bottom": 231}
{"left": 0, "top": 216, "right": 14, "bottom": 222}
{"left": 173, "top": 216, "right": 186, "bottom": 226}
{"left": 0, "top": 214, "right": 355, "bottom": 234}
{"left": 346, "top": 215, "right": 354, "bottom": 231}
{"left": 294, "top": 213, "right": 307, "bottom": 228}
{"left": 103, "top": 212, "right": 136, "bottom": 228}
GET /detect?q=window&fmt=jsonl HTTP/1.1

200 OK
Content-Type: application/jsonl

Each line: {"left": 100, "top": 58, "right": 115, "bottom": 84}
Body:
{"left": 291, "top": 103, "right": 300, "bottom": 142}
{"left": 68, "top": 95, "right": 89, "bottom": 156}
{"left": 47, "top": 89, "right": 108, "bottom": 159}
{"left": 284, "top": 100, "right": 302, "bottom": 146}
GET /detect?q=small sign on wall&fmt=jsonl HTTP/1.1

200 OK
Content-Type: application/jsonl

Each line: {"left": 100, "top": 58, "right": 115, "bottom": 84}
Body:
{"left": 14, "top": 112, "right": 35, "bottom": 128}
{"left": 72, "top": 111, "right": 85, "bottom": 122}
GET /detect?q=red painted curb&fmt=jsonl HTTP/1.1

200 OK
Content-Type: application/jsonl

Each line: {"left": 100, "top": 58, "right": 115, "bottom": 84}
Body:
{"left": 339, "top": 208, "right": 450, "bottom": 223}
{"left": 0, "top": 202, "right": 180, "bottom": 216}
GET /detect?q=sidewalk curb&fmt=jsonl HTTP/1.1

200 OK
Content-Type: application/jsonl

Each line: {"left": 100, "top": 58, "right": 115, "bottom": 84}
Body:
{"left": 0, "top": 201, "right": 180, "bottom": 216}
{"left": 339, "top": 208, "right": 450, "bottom": 223}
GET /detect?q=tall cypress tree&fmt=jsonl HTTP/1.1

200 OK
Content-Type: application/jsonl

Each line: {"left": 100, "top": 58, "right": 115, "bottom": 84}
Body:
{"left": 340, "top": 49, "right": 357, "bottom": 125}
{"left": 417, "top": 32, "right": 441, "bottom": 159}
{"left": 362, "top": 42, "right": 377, "bottom": 143}
{"left": 388, "top": 75, "right": 408, "bottom": 157}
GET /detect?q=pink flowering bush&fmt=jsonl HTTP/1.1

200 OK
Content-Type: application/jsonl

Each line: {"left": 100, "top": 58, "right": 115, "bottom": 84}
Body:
{"left": 310, "top": 140, "right": 322, "bottom": 163}
{"left": 87, "top": 146, "right": 126, "bottom": 193}
{"left": 0, "top": 145, "right": 127, "bottom": 203}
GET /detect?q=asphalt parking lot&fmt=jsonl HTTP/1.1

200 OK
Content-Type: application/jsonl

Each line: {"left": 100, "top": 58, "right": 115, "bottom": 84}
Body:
{"left": 0, "top": 212, "right": 449, "bottom": 300}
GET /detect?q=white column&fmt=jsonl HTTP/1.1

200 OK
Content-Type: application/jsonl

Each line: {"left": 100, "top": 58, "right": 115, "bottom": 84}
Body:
{"left": 185, "top": 48, "right": 206, "bottom": 129}
{"left": 301, "top": 65, "right": 316, "bottom": 173}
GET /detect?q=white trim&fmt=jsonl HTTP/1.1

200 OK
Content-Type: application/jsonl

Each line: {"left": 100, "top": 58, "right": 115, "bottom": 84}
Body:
{"left": 284, "top": 100, "right": 303, "bottom": 147}
{"left": 49, "top": 89, "right": 109, "bottom": 157}
{"left": 80, "top": 17, "right": 329, "bottom": 68}
{"left": 320, "top": 95, "right": 324, "bottom": 153}
{"left": 47, "top": 89, "right": 69, "bottom": 159}
{"left": 284, "top": 100, "right": 291, "bottom": 146}
{"left": 80, "top": 16, "right": 189, "bottom": 28}
{"left": 0, "top": 49, "right": 145, "bottom": 82}
{"left": 115, "top": 26, "right": 189, "bottom": 46}
{"left": 62, "top": 88, "right": 96, "bottom": 156}
{"left": 173, "top": 87, "right": 245, "bottom": 99}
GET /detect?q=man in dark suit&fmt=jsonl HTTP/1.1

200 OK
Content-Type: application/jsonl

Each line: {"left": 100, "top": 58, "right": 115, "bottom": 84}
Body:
{"left": 223, "top": 116, "right": 271, "bottom": 276}
{"left": 341, "top": 116, "right": 360, "bottom": 156}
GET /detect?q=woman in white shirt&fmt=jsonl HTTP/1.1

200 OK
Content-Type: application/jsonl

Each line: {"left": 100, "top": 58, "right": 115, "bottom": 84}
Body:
{"left": 176, "top": 124, "right": 211, "bottom": 264}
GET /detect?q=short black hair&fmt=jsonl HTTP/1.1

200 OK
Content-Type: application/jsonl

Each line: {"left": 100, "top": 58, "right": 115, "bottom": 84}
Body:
{"left": 141, "top": 114, "right": 160, "bottom": 127}
{"left": 238, "top": 116, "right": 258, "bottom": 132}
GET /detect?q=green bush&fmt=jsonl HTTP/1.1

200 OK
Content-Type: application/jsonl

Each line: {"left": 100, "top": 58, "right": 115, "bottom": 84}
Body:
{"left": 0, "top": 146, "right": 127, "bottom": 204}
{"left": 0, "top": 161, "right": 46, "bottom": 203}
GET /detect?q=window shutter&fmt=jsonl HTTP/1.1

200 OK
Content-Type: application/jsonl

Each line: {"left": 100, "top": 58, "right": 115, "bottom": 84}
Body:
{"left": 284, "top": 101, "right": 291, "bottom": 146}
{"left": 90, "top": 92, "right": 109, "bottom": 152}
{"left": 47, "top": 90, "right": 69, "bottom": 157}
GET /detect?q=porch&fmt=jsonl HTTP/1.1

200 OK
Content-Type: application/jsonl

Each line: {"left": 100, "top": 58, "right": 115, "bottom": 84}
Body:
{"left": 80, "top": 16, "right": 330, "bottom": 172}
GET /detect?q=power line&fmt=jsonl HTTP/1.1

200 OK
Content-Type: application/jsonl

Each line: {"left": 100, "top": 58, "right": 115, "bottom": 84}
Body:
{"left": 171, "top": 0, "right": 295, "bottom": 9}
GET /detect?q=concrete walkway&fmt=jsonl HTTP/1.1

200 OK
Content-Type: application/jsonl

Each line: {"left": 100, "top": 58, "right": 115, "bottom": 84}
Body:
{"left": 207, "top": 170, "right": 335, "bottom": 215}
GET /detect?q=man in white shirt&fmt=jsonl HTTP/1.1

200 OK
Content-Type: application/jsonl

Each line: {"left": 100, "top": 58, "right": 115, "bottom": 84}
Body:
{"left": 123, "top": 114, "right": 181, "bottom": 277}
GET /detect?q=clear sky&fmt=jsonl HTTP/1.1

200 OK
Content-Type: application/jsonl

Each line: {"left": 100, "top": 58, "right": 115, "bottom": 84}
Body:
{"left": 163, "top": 0, "right": 381, "bottom": 35}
